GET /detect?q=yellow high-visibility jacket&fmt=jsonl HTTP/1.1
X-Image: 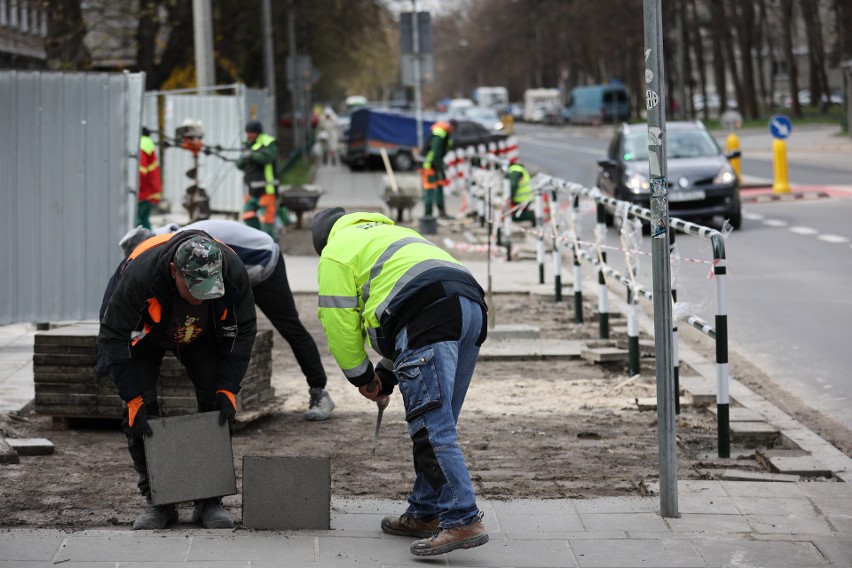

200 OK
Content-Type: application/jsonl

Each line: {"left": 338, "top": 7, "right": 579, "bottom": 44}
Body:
{"left": 317, "top": 212, "right": 477, "bottom": 386}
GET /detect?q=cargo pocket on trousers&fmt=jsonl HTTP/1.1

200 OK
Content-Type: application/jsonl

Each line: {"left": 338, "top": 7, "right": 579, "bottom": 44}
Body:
{"left": 395, "top": 346, "right": 442, "bottom": 422}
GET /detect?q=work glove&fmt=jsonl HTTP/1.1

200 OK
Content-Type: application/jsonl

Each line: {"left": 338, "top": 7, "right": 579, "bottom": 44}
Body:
{"left": 216, "top": 390, "right": 237, "bottom": 433}
{"left": 127, "top": 396, "right": 153, "bottom": 437}
{"left": 375, "top": 363, "right": 397, "bottom": 396}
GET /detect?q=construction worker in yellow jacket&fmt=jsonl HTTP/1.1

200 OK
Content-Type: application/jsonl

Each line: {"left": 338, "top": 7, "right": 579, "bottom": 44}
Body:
{"left": 420, "top": 120, "right": 454, "bottom": 219}
{"left": 236, "top": 121, "right": 278, "bottom": 239}
{"left": 507, "top": 162, "right": 535, "bottom": 222}
{"left": 310, "top": 208, "right": 489, "bottom": 557}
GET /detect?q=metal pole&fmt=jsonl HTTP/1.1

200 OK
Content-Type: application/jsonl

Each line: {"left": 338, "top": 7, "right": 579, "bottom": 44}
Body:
{"left": 260, "top": 0, "right": 277, "bottom": 127}
{"left": 535, "top": 188, "right": 545, "bottom": 284}
{"left": 412, "top": 0, "right": 423, "bottom": 150}
{"left": 192, "top": 0, "right": 215, "bottom": 88}
{"left": 571, "top": 195, "right": 583, "bottom": 323}
{"left": 287, "top": 10, "right": 299, "bottom": 153}
{"left": 644, "top": 0, "right": 678, "bottom": 518}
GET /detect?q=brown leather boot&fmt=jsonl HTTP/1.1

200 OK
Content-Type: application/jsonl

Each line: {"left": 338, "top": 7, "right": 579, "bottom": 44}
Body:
{"left": 381, "top": 514, "right": 439, "bottom": 538}
{"left": 409, "top": 512, "right": 488, "bottom": 556}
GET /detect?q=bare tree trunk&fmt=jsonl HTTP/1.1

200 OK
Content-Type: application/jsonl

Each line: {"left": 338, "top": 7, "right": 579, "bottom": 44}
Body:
{"left": 800, "top": 0, "right": 831, "bottom": 112}
{"left": 144, "top": 0, "right": 194, "bottom": 89}
{"left": 834, "top": 0, "right": 852, "bottom": 61}
{"left": 45, "top": 0, "right": 91, "bottom": 69}
{"left": 709, "top": 1, "right": 729, "bottom": 113}
{"left": 755, "top": 0, "right": 770, "bottom": 111}
{"left": 690, "top": 0, "right": 710, "bottom": 120}
{"left": 781, "top": 0, "right": 802, "bottom": 118}
{"left": 720, "top": 1, "right": 744, "bottom": 113}
{"left": 736, "top": 0, "right": 759, "bottom": 119}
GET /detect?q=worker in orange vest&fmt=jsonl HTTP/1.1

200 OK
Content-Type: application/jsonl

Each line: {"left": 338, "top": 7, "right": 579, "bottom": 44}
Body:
{"left": 420, "top": 120, "right": 455, "bottom": 219}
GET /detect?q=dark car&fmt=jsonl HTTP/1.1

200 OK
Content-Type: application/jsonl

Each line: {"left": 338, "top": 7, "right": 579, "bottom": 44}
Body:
{"left": 596, "top": 121, "right": 742, "bottom": 229}
{"left": 451, "top": 119, "right": 508, "bottom": 150}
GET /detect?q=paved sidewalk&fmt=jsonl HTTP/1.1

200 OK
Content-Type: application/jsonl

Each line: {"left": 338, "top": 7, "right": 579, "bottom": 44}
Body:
{"left": 2, "top": 162, "right": 851, "bottom": 567}
{"left": 2, "top": 484, "right": 851, "bottom": 566}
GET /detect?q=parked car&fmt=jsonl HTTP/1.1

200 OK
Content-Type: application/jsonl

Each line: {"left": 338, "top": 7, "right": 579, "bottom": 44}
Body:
{"left": 451, "top": 119, "right": 508, "bottom": 150}
{"left": 563, "top": 84, "right": 630, "bottom": 125}
{"left": 596, "top": 121, "right": 742, "bottom": 229}
{"left": 448, "top": 106, "right": 504, "bottom": 132}
{"left": 782, "top": 89, "right": 843, "bottom": 108}
{"left": 692, "top": 94, "right": 738, "bottom": 113}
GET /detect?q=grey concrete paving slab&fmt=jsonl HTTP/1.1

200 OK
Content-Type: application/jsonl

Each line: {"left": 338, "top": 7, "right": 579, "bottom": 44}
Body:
{"left": 693, "top": 540, "right": 832, "bottom": 568}
{"left": 485, "top": 324, "right": 540, "bottom": 340}
{"left": 645, "top": 480, "right": 729, "bottom": 497}
{"left": 329, "top": 510, "right": 386, "bottom": 534}
{"left": 477, "top": 339, "right": 583, "bottom": 360}
{"left": 54, "top": 534, "right": 191, "bottom": 562}
{"left": 0, "top": 531, "right": 65, "bottom": 561}
{"left": 734, "top": 496, "right": 821, "bottom": 517}
{"left": 242, "top": 455, "right": 331, "bottom": 530}
{"left": 144, "top": 411, "right": 236, "bottom": 506}
{"left": 577, "top": 512, "right": 670, "bottom": 533}
{"left": 496, "top": 512, "right": 585, "bottom": 536}
{"left": 746, "top": 514, "right": 835, "bottom": 535}
{"left": 723, "top": 480, "right": 808, "bottom": 499}
{"left": 5, "top": 437, "right": 54, "bottom": 455}
{"left": 573, "top": 497, "right": 658, "bottom": 514}
{"left": 797, "top": 482, "right": 852, "bottom": 500}
{"left": 812, "top": 538, "right": 852, "bottom": 566}
{"left": 491, "top": 499, "right": 580, "bottom": 516}
{"left": 665, "top": 513, "right": 753, "bottom": 534}
{"left": 186, "top": 534, "right": 318, "bottom": 562}
{"left": 118, "top": 563, "right": 249, "bottom": 568}
{"left": 569, "top": 538, "right": 704, "bottom": 568}
{"left": 677, "top": 494, "right": 740, "bottom": 515}
{"left": 828, "top": 515, "right": 852, "bottom": 534}
{"left": 446, "top": 540, "right": 576, "bottom": 567}
{"left": 317, "top": 535, "right": 414, "bottom": 565}
{"left": 0, "top": 563, "right": 115, "bottom": 567}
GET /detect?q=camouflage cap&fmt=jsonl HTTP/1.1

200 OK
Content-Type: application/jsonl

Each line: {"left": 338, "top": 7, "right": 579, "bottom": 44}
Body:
{"left": 174, "top": 237, "right": 225, "bottom": 300}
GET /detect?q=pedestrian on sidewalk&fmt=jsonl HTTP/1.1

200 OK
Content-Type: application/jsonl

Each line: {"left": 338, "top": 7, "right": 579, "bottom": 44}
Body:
{"left": 310, "top": 208, "right": 489, "bottom": 557}
{"left": 118, "top": 222, "right": 335, "bottom": 421}
{"left": 317, "top": 107, "right": 340, "bottom": 166}
{"left": 236, "top": 121, "right": 279, "bottom": 239}
{"left": 98, "top": 231, "right": 257, "bottom": 530}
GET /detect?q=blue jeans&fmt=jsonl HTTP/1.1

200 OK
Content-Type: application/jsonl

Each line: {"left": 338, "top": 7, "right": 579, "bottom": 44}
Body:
{"left": 393, "top": 296, "right": 484, "bottom": 529}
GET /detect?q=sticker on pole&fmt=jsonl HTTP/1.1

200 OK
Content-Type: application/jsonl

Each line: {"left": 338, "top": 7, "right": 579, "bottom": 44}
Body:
{"left": 769, "top": 114, "right": 792, "bottom": 140}
{"left": 646, "top": 90, "right": 659, "bottom": 110}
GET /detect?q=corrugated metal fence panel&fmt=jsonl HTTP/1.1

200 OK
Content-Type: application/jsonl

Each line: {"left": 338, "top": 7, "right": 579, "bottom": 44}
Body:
{"left": 0, "top": 71, "right": 143, "bottom": 324}
{"left": 162, "top": 94, "right": 244, "bottom": 214}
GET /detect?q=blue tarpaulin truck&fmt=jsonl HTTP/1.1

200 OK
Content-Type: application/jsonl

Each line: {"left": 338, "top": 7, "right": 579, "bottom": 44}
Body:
{"left": 345, "top": 107, "right": 437, "bottom": 171}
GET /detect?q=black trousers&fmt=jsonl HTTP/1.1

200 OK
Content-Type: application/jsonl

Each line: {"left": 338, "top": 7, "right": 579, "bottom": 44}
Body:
{"left": 123, "top": 339, "right": 222, "bottom": 498}
{"left": 252, "top": 254, "right": 327, "bottom": 389}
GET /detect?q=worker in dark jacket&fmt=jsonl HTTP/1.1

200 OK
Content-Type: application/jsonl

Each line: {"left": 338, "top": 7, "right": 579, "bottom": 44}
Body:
{"left": 119, "top": 221, "right": 335, "bottom": 421}
{"left": 99, "top": 230, "right": 257, "bottom": 531}
{"left": 311, "top": 208, "right": 489, "bottom": 557}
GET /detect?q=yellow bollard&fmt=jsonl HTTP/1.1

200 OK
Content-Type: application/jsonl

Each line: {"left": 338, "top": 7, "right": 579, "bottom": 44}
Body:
{"left": 501, "top": 114, "right": 514, "bottom": 135}
{"left": 772, "top": 138, "right": 791, "bottom": 194}
{"left": 726, "top": 132, "right": 742, "bottom": 183}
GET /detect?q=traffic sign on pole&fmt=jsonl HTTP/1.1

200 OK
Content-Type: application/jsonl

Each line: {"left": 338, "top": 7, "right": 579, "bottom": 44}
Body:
{"left": 769, "top": 114, "right": 792, "bottom": 139}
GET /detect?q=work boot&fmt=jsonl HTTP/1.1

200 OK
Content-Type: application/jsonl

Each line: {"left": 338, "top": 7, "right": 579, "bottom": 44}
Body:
{"left": 410, "top": 512, "right": 488, "bottom": 556}
{"left": 438, "top": 208, "right": 452, "bottom": 220}
{"left": 132, "top": 497, "right": 178, "bottom": 530}
{"left": 191, "top": 498, "right": 234, "bottom": 529}
{"left": 381, "top": 513, "right": 439, "bottom": 538}
{"left": 305, "top": 388, "right": 335, "bottom": 421}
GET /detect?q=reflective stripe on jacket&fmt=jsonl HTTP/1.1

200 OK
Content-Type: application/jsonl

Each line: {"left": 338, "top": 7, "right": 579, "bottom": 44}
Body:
{"left": 316, "top": 212, "right": 470, "bottom": 384}
{"left": 252, "top": 133, "right": 277, "bottom": 195}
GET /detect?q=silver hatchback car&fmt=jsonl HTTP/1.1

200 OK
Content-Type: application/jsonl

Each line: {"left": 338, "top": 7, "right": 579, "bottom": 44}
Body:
{"left": 596, "top": 121, "right": 742, "bottom": 229}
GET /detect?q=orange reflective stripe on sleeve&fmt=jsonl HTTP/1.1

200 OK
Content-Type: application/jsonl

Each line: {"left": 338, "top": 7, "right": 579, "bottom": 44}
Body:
{"left": 219, "top": 308, "right": 228, "bottom": 321}
{"left": 147, "top": 298, "right": 162, "bottom": 323}
{"left": 128, "top": 233, "right": 174, "bottom": 259}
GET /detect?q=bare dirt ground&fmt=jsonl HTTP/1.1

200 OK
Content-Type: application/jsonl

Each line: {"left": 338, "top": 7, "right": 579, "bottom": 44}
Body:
{"left": 1, "top": 220, "right": 849, "bottom": 529}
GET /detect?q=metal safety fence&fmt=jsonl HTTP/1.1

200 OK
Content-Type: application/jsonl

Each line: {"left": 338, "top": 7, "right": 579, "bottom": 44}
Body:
{"left": 459, "top": 158, "right": 732, "bottom": 458}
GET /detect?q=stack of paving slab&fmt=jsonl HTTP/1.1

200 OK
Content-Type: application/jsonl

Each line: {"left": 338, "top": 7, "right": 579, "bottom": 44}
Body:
{"left": 32, "top": 323, "right": 274, "bottom": 421}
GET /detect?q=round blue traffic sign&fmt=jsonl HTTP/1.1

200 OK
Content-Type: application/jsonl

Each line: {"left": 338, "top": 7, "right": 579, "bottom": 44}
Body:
{"left": 769, "top": 114, "right": 792, "bottom": 139}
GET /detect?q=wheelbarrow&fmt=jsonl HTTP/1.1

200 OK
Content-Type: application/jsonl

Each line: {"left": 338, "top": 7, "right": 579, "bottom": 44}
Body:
{"left": 382, "top": 173, "right": 420, "bottom": 223}
{"left": 278, "top": 184, "right": 323, "bottom": 229}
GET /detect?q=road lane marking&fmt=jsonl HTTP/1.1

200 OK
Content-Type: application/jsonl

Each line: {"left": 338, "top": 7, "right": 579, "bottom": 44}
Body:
{"left": 763, "top": 219, "right": 788, "bottom": 227}
{"left": 743, "top": 212, "right": 764, "bottom": 220}
{"left": 790, "top": 226, "right": 818, "bottom": 235}
{"left": 818, "top": 234, "right": 849, "bottom": 244}
{"left": 517, "top": 137, "right": 605, "bottom": 156}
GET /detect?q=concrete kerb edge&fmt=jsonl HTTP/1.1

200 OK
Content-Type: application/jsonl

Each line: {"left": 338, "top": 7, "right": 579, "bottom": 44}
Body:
{"left": 576, "top": 269, "right": 852, "bottom": 483}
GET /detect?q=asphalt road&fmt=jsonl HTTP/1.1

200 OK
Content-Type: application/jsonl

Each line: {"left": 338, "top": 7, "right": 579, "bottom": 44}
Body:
{"left": 515, "top": 122, "right": 852, "bottom": 432}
